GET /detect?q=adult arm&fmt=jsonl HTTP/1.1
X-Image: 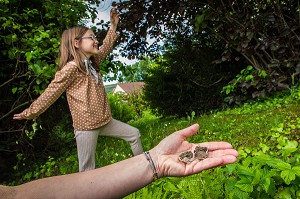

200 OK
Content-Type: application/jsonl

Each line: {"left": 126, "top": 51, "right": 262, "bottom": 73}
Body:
{"left": 6, "top": 124, "right": 238, "bottom": 199}
{"left": 13, "top": 63, "right": 77, "bottom": 120}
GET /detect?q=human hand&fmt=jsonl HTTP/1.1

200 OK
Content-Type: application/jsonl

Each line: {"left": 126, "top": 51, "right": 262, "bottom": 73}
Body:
{"left": 13, "top": 113, "right": 25, "bottom": 120}
{"left": 150, "top": 124, "right": 238, "bottom": 178}
{"left": 110, "top": 8, "right": 119, "bottom": 31}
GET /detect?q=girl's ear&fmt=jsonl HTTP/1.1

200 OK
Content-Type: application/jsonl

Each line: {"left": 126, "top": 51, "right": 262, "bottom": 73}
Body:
{"left": 74, "top": 39, "right": 80, "bottom": 48}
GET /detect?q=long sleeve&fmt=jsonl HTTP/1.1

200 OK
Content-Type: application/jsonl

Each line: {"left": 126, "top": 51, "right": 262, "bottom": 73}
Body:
{"left": 20, "top": 64, "right": 77, "bottom": 119}
{"left": 94, "top": 29, "right": 119, "bottom": 66}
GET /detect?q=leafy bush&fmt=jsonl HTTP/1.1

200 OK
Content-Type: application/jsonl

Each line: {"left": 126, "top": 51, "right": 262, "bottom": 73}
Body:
{"left": 8, "top": 115, "right": 77, "bottom": 185}
{"left": 222, "top": 65, "right": 269, "bottom": 105}
{"left": 194, "top": 0, "right": 300, "bottom": 104}
{"left": 127, "top": 91, "right": 149, "bottom": 118}
{"left": 108, "top": 93, "right": 138, "bottom": 122}
{"left": 0, "top": 0, "right": 100, "bottom": 183}
{"left": 143, "top": 36, "right": 240, "bottom": 117}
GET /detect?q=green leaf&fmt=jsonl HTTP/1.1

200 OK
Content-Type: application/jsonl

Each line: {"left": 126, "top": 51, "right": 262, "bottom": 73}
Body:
{"left": 252, "top": 169, "right": 261, "bottom": 185}
{"left": 235, "top": 178, "right": 253, "bottom": 193}
{"left": 261, "top": 176, "right": 276, "bottom": 195}
{"left": 282, "top": 140, "right": 298, "bottom": 157}
{"left": 230, "top": 188, "right": 250, "bottom": 199}
{"left": 253, "top": 154, "right": 270, "bottom": 164}
{"left": 36, "top": 78, "right": 41, "bottom": 85}
{"left": 246, "top": 65, "right": 253, "bottom": 71}
{"left": 275, "top": 187, "right": 292, "bottom": 199}
{"left": 31, "top": 63, "right": 42, "bottom": 75}
{"left": 226, "top": 178, "right": 237, "bottom": 192}
{"left": 237, "top": 165, "right": 254, "bottom": 177}
{"left": 245, "top": 75, "right": 253, "bottom": 81}
{"left": 226, "top": 87, "right": 231, "bottom": 95}
{"left": 281, "top": 169, "right": 295, "bottom": 185}
{"left": 12, "top": 87, "right": 18, "bottom": 94}
{"left": 266, "top": 158, "right": 291, "bottom": 170}
{"left": 163, "top": 182, "right": 179, "bottom": 192}
{"left": 261, "top": 177, "right": 270, "bottom": 193}
{"left": 292, "top": 166, "right": 300, "bottom": 176}
{"left": 25, "top": 51, "right": 33, "bottom": 63}
{"left": 258, "top": 70, "right": 267, "bottom": 78}
{"left": 196, "top": 14, "right": 205, "bottom": 25}
{"left": 226, "top": 164, "right": 236, "bottom": 175}
{"left": 244, "top": 147, "right": 252, "bottom": 153}
{"left": 259, "top": 143, "right": 269, "bottom": 153}
{"left": 276, "top": 162, "right": 292, "bottom": 171}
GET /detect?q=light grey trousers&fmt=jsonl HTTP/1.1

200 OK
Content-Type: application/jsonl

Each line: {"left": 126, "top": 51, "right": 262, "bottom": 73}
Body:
{"left": 75, "top": 119, "right": 144, "bottom": 172}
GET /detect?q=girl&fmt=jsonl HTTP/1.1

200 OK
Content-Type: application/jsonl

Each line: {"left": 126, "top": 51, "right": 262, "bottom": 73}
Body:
{"left": 13, "top": 8, "right": 144, "bottom": 172}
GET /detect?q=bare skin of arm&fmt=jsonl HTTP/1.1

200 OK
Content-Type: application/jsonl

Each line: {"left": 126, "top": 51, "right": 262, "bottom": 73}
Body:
{"left": 2, "top": 124, "right": 238, "bottom": 199}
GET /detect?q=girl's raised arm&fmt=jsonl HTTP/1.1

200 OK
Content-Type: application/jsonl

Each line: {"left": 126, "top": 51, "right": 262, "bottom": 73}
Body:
{"left": 94, "top": 8, "right": 120, "bottom": 67}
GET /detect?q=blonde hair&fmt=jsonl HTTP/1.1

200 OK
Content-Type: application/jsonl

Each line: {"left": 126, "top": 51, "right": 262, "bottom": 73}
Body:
{"left": 58, "top": 26, "right": 97, "bottom": 72}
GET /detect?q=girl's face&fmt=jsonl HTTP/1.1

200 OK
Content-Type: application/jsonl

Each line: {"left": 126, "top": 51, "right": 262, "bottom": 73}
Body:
{"left": 78, "top": 29, "right": 99, "bottom": 58}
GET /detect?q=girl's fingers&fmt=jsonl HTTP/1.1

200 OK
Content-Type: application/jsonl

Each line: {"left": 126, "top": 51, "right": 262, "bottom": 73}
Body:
{"left": 111, "top": 8, "right": 117, "bottom": 14}
{"left": 13, "top": 114, "right": 25, "bottom": 120}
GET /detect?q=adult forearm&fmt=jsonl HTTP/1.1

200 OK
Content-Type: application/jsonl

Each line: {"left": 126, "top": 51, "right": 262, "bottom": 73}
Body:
{"left": 4, "top": 124, "right": 239, "bottom": 199}
{"left": 15, "top": 153, "right": 154, "bottom": 199}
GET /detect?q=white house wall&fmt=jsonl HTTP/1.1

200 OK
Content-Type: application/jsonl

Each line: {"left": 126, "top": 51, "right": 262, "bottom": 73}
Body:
{"left": 113, "top": 85, "right": 125, "bottom": 93}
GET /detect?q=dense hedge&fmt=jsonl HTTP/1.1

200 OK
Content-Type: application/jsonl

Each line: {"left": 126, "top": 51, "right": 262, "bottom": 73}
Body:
{"left": 143, "top": 37, "right": 242, "bottom": 117}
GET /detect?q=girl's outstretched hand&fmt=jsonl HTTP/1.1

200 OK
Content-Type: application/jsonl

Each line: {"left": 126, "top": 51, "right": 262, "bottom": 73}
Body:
{"left": 110, "top": 8, "right": 119, "bottom": 31}
{"left": 13, "top": 113, "right": 24, "bottom": 120}
{"left": 150, "top": 124, "right": 239, "bottom": 178}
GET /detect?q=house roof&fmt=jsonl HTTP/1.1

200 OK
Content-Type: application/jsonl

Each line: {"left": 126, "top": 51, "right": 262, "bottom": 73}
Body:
{"left": 113, "top": 82, "right": 144, "bottom": 94}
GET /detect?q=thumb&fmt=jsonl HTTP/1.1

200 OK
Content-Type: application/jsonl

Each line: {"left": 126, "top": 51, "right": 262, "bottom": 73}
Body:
{"left": 175, "top": 124, "right": 199, "bottom": 139}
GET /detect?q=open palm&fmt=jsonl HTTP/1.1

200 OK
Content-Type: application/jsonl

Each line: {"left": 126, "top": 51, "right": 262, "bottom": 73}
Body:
{"left": 151, "top": 124, "right": 239, "bottom": 178}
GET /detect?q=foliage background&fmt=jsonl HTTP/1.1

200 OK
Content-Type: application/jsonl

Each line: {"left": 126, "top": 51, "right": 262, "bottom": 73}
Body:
{"left": 0, "top": 0, "right": 105, "bottom": 182}
{"left": 116, "top": 0, "right": 300, "bottom": 104}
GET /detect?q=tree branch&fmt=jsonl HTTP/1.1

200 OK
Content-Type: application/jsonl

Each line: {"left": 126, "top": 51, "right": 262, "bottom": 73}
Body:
{"left": 0, "top": 101, "right": 31, "bottom": 121}
{"left": 0, "top": 129, "right": 23, "bottom": 134}
{"left": 190, "top": 77, "right": 224, "bottom": 88}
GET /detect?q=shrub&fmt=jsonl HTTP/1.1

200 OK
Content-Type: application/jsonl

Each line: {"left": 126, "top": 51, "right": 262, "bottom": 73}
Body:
{"left": 108, "top": 93, "right": 137, "bottom": 122}
{"left": 143, "top": 39, "right": 240, "bottom": 117}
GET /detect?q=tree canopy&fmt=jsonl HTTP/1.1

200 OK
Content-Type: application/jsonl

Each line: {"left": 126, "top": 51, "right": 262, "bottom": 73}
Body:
{"left": 113, "top": 0, "right": 300, "bottom": 103}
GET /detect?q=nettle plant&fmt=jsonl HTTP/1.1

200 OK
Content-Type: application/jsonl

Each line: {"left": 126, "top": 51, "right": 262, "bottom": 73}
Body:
{"left": 231, "top": 121, "right": 300, "bottom": 198}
